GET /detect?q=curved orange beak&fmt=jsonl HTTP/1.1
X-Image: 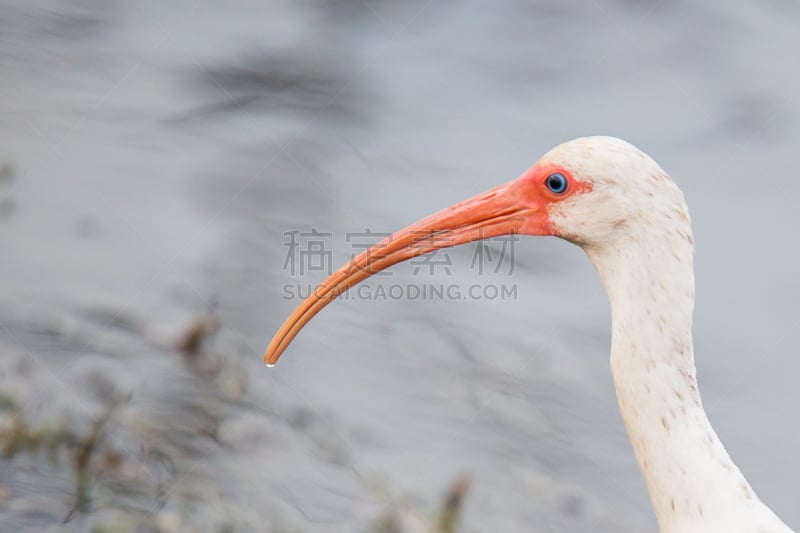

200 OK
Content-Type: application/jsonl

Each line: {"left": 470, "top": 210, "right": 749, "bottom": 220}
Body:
{"left": 264, "top": 171, "right": 550, "bottom": 365}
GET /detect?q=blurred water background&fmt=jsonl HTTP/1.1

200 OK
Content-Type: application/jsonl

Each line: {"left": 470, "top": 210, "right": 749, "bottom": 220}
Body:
{"left": 1, "top": 1, "right": 799, "bottom": 531}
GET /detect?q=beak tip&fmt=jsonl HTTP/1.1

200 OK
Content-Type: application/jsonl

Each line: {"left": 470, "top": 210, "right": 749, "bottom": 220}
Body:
{"left": 264, "top": 349, "right": 280, "bottom": 367}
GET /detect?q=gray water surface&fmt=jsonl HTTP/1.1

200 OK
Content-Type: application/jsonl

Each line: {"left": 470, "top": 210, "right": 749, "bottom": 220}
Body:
{"left": 1, "top": 1, "right": 799, "bottom": 531}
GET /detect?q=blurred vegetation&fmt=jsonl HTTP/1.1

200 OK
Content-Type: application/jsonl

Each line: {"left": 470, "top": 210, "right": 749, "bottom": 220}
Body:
{"left": 0, "top": 392, "right": 119, "bottom": 520}
{"left": 0, "top": 312, "right": 473, "bottom": 533}
{"left": 0, "top": 311, "right": 246, "bottom": 532}
{"left": 0, "top": 161, "right": 14, "bottom": 219}
{"left": 369, "top": 474, "right": 471, "bottom": 533}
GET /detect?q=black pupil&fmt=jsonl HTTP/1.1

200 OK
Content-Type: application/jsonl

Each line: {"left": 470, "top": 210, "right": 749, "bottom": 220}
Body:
{"left": 547, "top": 173, "right": 567, "bottom": 193}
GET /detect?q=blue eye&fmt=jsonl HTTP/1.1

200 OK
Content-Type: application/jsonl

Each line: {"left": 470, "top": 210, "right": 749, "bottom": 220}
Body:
{"left": 545, "top": 172, "right": 568, "bottom": 194}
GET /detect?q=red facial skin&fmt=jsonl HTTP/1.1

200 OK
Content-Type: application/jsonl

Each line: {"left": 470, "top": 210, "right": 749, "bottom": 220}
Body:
{"left": 264, "top": 162, "right": 592, "bottom": 364}
{"left": 514, "top": 163, "right": 592, "bottom": 235}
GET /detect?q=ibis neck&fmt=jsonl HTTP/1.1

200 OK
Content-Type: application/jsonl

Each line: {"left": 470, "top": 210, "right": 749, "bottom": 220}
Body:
{"left": 585, "top": 235, "right": 790, "bottom": 532}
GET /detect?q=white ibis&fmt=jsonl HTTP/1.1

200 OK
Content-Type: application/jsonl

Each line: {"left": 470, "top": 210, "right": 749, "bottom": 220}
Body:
{"left": 264, "top": 136, "right": 794, "bottom": 533}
